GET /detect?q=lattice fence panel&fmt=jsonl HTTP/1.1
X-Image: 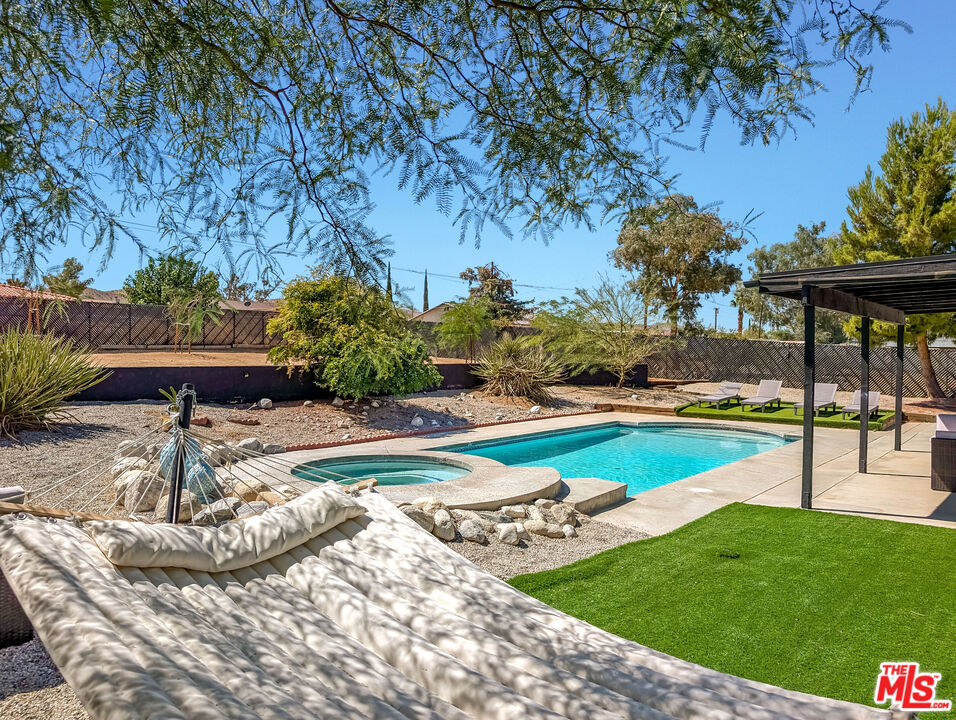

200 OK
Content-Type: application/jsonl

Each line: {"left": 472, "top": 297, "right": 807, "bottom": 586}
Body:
{"left": 646, "top": 336, "right": 956, "bottom": 397}
{"left": 202, "top": 312, "right": 235, "bottom": 345}
{"left": 88, "top": 303, "right": 131, "bottom": 346}
{"left": 233, "top": 311, "right": 266, "bottom": 346}
{"left": 127, "top": 305, "right": 169, "bottom": 346}
{"left": 0, "top": 300, "right": 28, "bottom": 332}
{"left": 38, "top": 302, "right": 89, "bottom": 344}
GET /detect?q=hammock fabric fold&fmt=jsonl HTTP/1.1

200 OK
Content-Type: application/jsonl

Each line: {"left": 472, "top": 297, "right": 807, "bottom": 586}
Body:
{"left": 0, "top": 486, "right": 909, "bottom": 720}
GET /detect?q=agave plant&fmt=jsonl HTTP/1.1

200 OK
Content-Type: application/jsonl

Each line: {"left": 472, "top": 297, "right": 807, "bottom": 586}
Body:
{"left": 0, "top": 329, "right": 109, "bottom": 437}
{"left": 474, "top": 334, "right": 565, "bottom": 406}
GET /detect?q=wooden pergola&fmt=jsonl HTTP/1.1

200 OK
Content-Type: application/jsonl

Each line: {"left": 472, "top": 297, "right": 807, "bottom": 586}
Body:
{"left": 745, "top": 254, "right": 956, "bottom": 509}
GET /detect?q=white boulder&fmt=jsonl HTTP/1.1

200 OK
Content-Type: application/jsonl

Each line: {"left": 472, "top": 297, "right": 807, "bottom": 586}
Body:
{"left": 262, "top": 443, "right": 286, "bottom": 454}
{"left": 331, "top": 397, "right": 346, "bottom": 408}
{"left": 459, "top": 519, "right": 486, "bottom": 544}
{"left": 401, "top": 505, "right": 434, "bottom": 532}
{"left": 550, "top": 503, "right": 579, "bottom": 527}
{"left": 515, "top": 523, "right": 531, "bottom": 541}
{"left": 192, "top": 496, "right": 243, "bottom": 525}
{"left": 122, "top": 471, "right": 166, "bottom": 513}
{"left": 497, "top": 523, "right": 519, "bottom": 545}
{"left": 432, "top": 509, "right": 456, "bottom": 541}
{"left": 529, "top": 405, "right": 542, "bottom": 415}
{"left": 110, "top": 457, "right": 148, "bottom": 480}
{"left": 562, "top": 524, "right": 578, "bottom": 538}
{"left": 501, "top": 504, "right": 526, "bottom": 519}
{"left": 236, "top": 438, "right": 263, "bottom": 455}
{"left": 410, "top": 416, "right": 424, "bottom": 428}
{"left": 413, "top": 496, "right": 447, "bottom": 514}
{"left": 258, "top": 398, "right": 273, "bottom": 409}
{"left": 524, "top": 519, "right": 565, "bottom": 538}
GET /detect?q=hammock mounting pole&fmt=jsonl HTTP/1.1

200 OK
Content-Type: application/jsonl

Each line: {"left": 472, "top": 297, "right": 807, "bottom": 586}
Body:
{"left": 165, "top": 383, "right": 195, "bottom": 524}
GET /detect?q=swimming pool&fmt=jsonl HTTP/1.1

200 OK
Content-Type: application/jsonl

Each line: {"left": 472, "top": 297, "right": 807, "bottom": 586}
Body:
{"left": 291, "top": 456, "right": 469, "bottom": 486}
{"left": 438, "top": 423, "right": 792, "bottom": 495}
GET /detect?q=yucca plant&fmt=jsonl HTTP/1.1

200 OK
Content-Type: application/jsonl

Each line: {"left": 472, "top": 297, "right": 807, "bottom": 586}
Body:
{"left": 0, "top": 329, "right": 109, "bottom": 437}
{"left": 474, "top": 334, "right": 565, "bottom": 406}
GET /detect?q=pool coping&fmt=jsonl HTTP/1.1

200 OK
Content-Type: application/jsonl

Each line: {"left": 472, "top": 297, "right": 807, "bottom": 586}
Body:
{"left": 271, "top": 414, "right": 806, "bottom": 515}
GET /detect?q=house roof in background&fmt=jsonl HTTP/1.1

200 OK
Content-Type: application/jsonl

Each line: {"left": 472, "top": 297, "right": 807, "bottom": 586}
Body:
{"left": 0, "top": 284, "right": 75, "bottom": 302}
{"left": 220, "top": 298, "right": 280, "bottom": 312}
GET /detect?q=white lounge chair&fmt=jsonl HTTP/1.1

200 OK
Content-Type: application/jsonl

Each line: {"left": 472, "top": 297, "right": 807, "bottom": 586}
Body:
{"left": 695, "top": 381, "right": 743, "bottom": 408}
{"left": 793, "top": 383, "right": 839, "bottom": 416}
{"left": 841, "top": 390, "right": 881, "bottom": 419}
{"left": 741, "top": 380, "right": 783, "bottom": 412}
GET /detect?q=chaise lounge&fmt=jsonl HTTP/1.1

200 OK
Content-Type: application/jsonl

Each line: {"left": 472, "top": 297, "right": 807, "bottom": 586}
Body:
{"left": 695, "top": 381, "right": 743, "bottom": 409}
{"left": 793, "top": 383, "right": 839, "bottom": 416}
{"left": 841, "top": 390, "right": 881, "bottom": 419}
{"left": 741, "top": 380, "right": 783, "bottom": 412}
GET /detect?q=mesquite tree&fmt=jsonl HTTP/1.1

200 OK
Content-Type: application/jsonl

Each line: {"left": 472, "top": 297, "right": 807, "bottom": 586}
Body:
{"left": 0, "top": 1, "right": 904, "bottom": 279}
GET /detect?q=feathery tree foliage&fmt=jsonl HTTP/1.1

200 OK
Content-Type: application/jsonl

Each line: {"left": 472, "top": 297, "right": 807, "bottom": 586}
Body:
{"left": 734, "top": 222, "right": 848, "bottom": 342}
{"left": 837, "top": 99, "right": 956, "bottom": 398}
{"left": 460, "top": 262, "right": 532, "bottom": 326}
{"left": 0, "top": 1, "right": 903, "bottom": 279}
{"left": 436, "top": 297, "right": 494, "bottom": 361}
{"left": 42, "top": 257, "right": 92, "bottom": 299}
{"left": 534, "top": 279, "right": 660, "bottom": 387}
{"left": 613, "top": 194, "right": 745, "bottom": 335}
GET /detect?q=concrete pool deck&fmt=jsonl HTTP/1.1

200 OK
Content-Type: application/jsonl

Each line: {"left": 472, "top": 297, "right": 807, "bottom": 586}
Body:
{"left": 279, "top": 412, "right": 956, "bottom": 535}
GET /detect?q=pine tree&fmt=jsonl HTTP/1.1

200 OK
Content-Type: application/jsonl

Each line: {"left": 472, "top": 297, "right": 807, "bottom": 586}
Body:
{"left": 422, "top": 270, "right": 429, "bottom": 312}
{"left": 385, "top": 264, "right": 393, "bottom": 305}
{"left": 837, "top": 99, "right": 956, "bottom": 398}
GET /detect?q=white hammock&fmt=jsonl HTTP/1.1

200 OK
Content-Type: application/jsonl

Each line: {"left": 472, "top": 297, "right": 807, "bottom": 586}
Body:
{"left": 0, "top": 485, "right": 909, "bottom": 720}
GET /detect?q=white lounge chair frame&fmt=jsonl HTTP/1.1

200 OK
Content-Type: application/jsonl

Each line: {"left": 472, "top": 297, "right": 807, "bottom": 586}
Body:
{"left": 841, "top": 390, "right": 882, "bottom": 419}
{"left": 695, "top": 381, "right": 743, "bottom": 409}
{"left": 0, "top": 487, "right": 910, "bottom": 720}
{"left": 741, "top": 380, "right": 784, "bottom": 413}
{"left": 793, "top": 383, "right": 838, "bottom": 416}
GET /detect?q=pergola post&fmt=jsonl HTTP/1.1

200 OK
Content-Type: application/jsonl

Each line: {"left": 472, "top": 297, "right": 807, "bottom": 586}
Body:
{"left": 895, "top": 323, "right": 904, "bottom": 451}
{"left": 859, "top": 316, "right": 870, "bottom": 474}
{"left": 801, "top": 289, "right": 815, "bottom": 510}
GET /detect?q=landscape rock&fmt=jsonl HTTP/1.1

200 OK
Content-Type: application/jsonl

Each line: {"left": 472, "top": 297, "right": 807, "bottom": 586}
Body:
{"left": 123, "top": 471, "right": 166, "bottom": 513}
{"left": 236, "top": 437, "right": 264, "bottom": 455}
{"left": 117, "top": 440, "right": 152, "bottom": 460}
{"left": 110, "top": 457, "right": 148, "bottom": 481}
{"left": 501, "top": 504, "right": 526, "bottom": 519}
{"left": 157, "top": 491, "right": 202, "bottom": 522}
{"left": 529, "top": 405, "right": 542, "bottom": 415}
{"left": 452, "top": 510, "right": 496, "bottom": 533}
{"left": 370, "top": 400, "right": 380, "bottom": 408}
{"left": 430, "top": 420, "right": 440, "bottom": 427}
{"left": 534, "top": 498, "right": 557, "bottom": 509}
{"left": 524, "top": 519, "right": 565, "bottom": 538}
{"left": 258, "top": 398, "right": 273, "bottom": 410}
{"left": 342, "top": 433, "right": 352, "bottom": 440}
{"left": 526, "top": 504, "right": 546, "bottom": 522}
{"left": 236, "top": 501, "right": 270, "bottom": 518}
{"left": 231, "top": 477, "right": 268, "bottom": 501}
{"left": 257, "top": 491, "right": 289, "bottom": 507}
{"left": 413, "top": 496, "right": 448, "bottom": 514}
{"left": 562, "top": 524, "right": 578, "bottom": 538}
{"left": 203, "top": 444, "right": 236, "bottom": 467}
{"left": 515, "top": 523, "right": 532, "bottom": 541}
{"left": 303, "top": 400, "right": 314, "bottom": 406}
{"left": 477, "top": 510, "right": 512, "bottom": 525}
{"left": 410, "top": 416, "right": 424, "bottom": 427}
{"left": 497, "top": 523, "right": 519, "bottom": 545}
{"left": 191, "top": 415, "right": 212, "bottom": 427}
{"left": 332, "top": 397, "right": 346, "bottom": 408}
{"left": 550, "top": 503, "right": 579, "bottom": 527}
{"left": 192, "top": 496, "right": 243, "bottom": 525}
{"left": 432, "top": 509, "right": 456, "bottom": 541}
{"left": 262, "top": 443, "right": 286, "bottom": 454}
{"left": 459, "top": 519, "right": 486, "bottom": 544}
{"left": 401, "top": 505, "right": 434, "bottom": 532}
{"left": 495, "top": 413, "right": 504, "bottom": 421}
{"left": 227, "top": 415, "right": 260, "bottom": 426}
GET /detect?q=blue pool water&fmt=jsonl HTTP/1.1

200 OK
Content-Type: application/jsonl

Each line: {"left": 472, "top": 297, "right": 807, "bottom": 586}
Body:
{"left": 292, "top": 457, "right": 469, "bottom": 486}
{"left": 438, "top": 423, "right": 791, "bottom": 495}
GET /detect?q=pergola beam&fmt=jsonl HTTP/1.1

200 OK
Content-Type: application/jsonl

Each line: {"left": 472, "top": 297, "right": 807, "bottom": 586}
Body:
{"left": 803, "top": 286, "right": 904, "bottom": 324}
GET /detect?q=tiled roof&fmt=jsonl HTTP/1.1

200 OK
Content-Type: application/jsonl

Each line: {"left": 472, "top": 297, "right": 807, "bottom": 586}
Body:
{"left": 0, "top": 284, "right": 75, "bottom": 301}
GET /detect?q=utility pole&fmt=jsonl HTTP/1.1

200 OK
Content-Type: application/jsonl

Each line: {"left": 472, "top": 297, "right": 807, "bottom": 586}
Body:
{"left": 422, "top": 269, "right": 429, "bottom": 312}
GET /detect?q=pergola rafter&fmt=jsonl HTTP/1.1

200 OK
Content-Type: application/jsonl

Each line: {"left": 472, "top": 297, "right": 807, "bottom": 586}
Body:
{"left": 745, "top": 253, "right": 956, "bottom": 509}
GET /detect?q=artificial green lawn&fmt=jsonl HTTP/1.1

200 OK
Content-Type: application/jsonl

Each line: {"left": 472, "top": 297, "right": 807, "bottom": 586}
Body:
{"left": 510, "top": 504, "right": 956, "bottom": 714}
{"left": 675, "top": 400, "right": 893, "bottom": 430}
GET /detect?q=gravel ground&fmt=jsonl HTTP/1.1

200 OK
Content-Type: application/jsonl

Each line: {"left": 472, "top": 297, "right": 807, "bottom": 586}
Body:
{"left": 0, "top": 385, "right": 697, "bottom": 516}
{"left": 0, "top": 635, "right": 87, "bottom": 719}
{"left": 446, "top": 516, "right": 649, "bottom": 580}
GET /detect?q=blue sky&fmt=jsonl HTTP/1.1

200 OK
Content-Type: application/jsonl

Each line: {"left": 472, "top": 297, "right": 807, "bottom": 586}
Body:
{"left": 45, "top": 1, "right": 956, "bottom": 329}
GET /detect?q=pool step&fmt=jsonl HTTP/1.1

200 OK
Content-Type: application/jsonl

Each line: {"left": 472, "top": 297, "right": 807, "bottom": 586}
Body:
{"left": 554, "top": 477, "right": 628, "bottom": 515}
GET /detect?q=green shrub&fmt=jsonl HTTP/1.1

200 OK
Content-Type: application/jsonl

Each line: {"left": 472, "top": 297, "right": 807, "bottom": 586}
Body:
{"left": 268, "top": 271, "right": 442, "bottom": 399}
{"left": 0, "top": 330, "right": 109, "bottom": 437}
{"left": 435, "top": 298, "right": 494, "bottom": 361}
{"left": 474, "top": 335, "right": 564, "bottom": 405}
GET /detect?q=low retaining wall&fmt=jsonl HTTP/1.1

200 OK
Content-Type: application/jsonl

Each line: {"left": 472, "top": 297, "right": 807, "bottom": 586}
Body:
{"left": 73, "top": 362, "right": 648, "bottom": 403}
